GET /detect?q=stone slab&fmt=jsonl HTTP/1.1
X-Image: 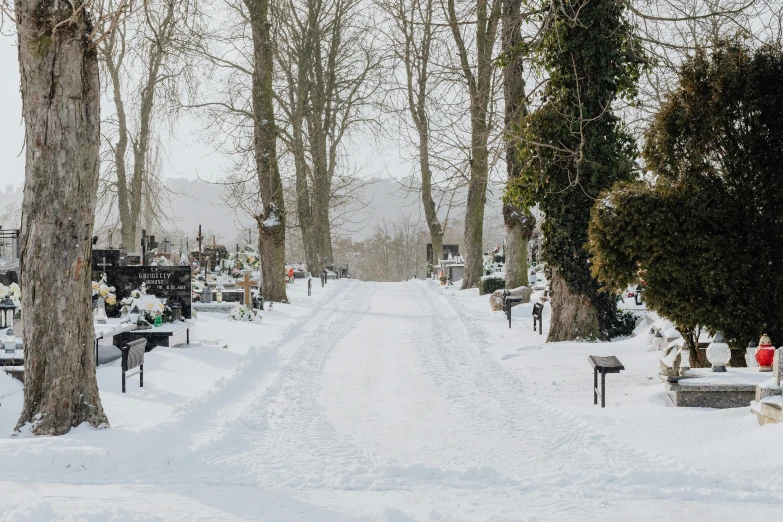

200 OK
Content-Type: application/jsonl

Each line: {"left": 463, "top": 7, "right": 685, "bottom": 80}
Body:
{"left": 752, "top": 398, "right": 783, "bottom": 425}
{"left": 192, "top": 303, "right": 236, "bottom": 314}
{"left": 666, "top": 385, "right": 755, "bottom": 408}
{"left": 664, "top": 368, "right": 770, "bottom": 408}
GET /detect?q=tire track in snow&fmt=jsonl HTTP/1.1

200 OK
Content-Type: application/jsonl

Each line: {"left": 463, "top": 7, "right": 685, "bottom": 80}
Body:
{"left": 415, "top": 280, "right": 783, "bottom": 507}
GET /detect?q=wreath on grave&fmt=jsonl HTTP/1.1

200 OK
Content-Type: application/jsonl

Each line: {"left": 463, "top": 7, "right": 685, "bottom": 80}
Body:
{"left": 120, "top": 283, "right": 173, "bottom": 327}
{"left": 228, "top": 304, "right": 260, "bottom": 322}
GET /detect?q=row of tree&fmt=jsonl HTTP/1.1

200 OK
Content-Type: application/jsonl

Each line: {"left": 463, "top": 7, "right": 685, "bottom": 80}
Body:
{"left": 6, "top": 0, "right": 782, "bottom": 435}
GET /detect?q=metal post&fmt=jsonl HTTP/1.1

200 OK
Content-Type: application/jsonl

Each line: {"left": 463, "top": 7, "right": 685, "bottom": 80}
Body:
{"left": 601, "top": 371, "right": 606, "bottom": 408}
{"left": 122, "top": 369, "right": 126, "bottom": 394}
{"left": 593, "top": 368, "right": 598, "bottom": 405}
{"left": 140, "top": 364, "right": 144, "bottom": 388}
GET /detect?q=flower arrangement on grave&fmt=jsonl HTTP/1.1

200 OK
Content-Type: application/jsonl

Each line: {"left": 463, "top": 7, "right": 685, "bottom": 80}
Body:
{"left": 0, "top": 282, "right": 21, "bottom": 305}
{"left": 228, "top": 304, "right": 260, "bottom": 322}
{"left": 120, "top": 283, "right": 172, "bottom": 327}
{"left": 152, "top": 256, "right": 172, "bottom": 267}
{"left": 219, "top": 248, "right": 261, "bottom": 276}
{"left": 91, "top": 274, "right": 119, "bottom": 318}
{"left": 191, "top": 280, "right": 205, "bottom": 302}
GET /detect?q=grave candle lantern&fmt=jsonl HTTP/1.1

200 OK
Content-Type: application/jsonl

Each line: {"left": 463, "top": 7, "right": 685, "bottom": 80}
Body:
{"left": 95, "top": 297, "right": 108, "bottom": 324}
{"left": 755, "top": 334, "right": 775, "bottom": 372}
{"left": 706, "top": 332, "right": 730, "bottom": 372}
{"left": 0, "top": 296, "right": 17, "bottom": 329}
{"left": 3, "top": 327, "right": 15, "bottom": 353}
{"left": 216, "top": 283, "right": 223, "bottom": 303}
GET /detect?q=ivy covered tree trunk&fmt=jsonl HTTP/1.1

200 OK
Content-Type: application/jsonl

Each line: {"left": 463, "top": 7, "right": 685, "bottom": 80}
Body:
{"left": 502, "top": 0, "right": 533, "bottom": 289}
{"left": 16, "top": 0, "right": 108, "bottom": 434}
{"left": 546, "top": 268, "right": 600, "bottom": 342}
{"left": 246, "top": 0, "right": 287, "bottom": 302}
{"left": 509, "top": 0, "right": 644, "bottom": 341}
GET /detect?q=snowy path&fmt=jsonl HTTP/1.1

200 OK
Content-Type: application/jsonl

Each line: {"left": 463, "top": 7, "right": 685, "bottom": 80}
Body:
{"left": 0, "top": 280, "right": 782, "bottom": 521}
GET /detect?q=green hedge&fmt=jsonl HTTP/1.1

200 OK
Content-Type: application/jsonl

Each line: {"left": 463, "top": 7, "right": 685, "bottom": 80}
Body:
{"left": 478, "top": 276, "right": 505, "bottom": 296}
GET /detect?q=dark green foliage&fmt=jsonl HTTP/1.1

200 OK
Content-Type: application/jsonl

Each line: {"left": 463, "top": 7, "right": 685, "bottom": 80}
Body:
{"left": 589, "top": 42, "right": 783, "bottom": 348}
{"left": 506, "top": 0, "right": 645, "bottom": 339}
{"left": 479, "top": 276, "right": 506, "bottom": 295}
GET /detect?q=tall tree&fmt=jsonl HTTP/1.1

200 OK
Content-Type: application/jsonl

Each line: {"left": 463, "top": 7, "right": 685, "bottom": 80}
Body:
{"left": 380, "top": 0, "right": 446, "bottom": 265}
{"left": 500, "top": 0, "right": 534, "bottom": 289}
{"left": 100, "top": 0, "right": 187, "bottom": 249}
{"left": 509, "top": 0, "right": 645, "bottom": 341}
{"left": 589, "top": 42, "right": 783, "bottom": 365}
{"left": 275, "top": 0, "right": 381, "bottom": 276}
{"left": 245, "top": 0, "right": 288, "bottom": 302}
{"left": 445, "top": 0, "right": 503, "bottom": 289}
{"left": 15, "top": 0, "right": 109, "bottom": 434}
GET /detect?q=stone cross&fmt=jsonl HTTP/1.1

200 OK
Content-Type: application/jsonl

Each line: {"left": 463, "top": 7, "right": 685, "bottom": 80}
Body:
{"left": 236, "top": 271, "right": 258, "bottom": 307}
{"left": 161, "top": 238, "right": 171, "bottom": 254}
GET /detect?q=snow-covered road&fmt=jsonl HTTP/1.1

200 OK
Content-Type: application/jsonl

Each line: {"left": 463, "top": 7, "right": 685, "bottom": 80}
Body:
{"left": 0, "top": 280, "right": 781, "bottom": 521}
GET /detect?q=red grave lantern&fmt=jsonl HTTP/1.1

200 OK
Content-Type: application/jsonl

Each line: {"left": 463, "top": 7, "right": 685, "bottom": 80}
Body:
{"left": 755, "top": 333, "right": 775, "bottom": 371}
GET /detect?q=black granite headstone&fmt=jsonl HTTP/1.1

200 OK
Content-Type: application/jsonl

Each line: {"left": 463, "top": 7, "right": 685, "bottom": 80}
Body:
{"left": 107, "top": 266, "right": 192, "bottom": 318}
{"left": 91, "top": 249, "right": 126, "bottom": 272}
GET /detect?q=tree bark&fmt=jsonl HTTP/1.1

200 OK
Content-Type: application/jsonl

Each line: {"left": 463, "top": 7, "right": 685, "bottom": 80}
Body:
{"left": 16, "top": 0, "right": 109, "bottom": 434}
{"left": 446, "top": 0, "right": 501, "bottom": 289}
{"left": 502, "top": 0, "right": 533, "bottom": 289}
{"left": 546, "top": 267, "right": 601, "bottom": 342}
{"left": 246, "top": 0, "right": 288, "bottom": 302}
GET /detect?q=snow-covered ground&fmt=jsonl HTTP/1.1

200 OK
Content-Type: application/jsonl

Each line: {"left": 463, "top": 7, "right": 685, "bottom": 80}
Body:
{"left": 0, "top": 279, "right": 781, "bottom": 521}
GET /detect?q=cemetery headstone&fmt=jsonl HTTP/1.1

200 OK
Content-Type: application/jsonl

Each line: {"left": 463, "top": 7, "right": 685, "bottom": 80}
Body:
{"left": 109, "top": 266, "right": 192, "bottom": 318}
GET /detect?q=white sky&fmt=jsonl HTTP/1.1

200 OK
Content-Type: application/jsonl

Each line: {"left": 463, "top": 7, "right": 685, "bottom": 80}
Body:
{"left": 0, "top": 33, "right": 411, "bottom": 191}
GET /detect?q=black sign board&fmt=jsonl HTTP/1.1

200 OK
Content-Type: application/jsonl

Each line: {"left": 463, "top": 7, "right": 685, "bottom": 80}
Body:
{"left": 106, "top": 266, "right": 192, "bottom": 318}
{"left": 125, "top": 253, "right": 142, "bottom": 266}
{"left": 426, "top": 244, "right": 460, "bottom": 263}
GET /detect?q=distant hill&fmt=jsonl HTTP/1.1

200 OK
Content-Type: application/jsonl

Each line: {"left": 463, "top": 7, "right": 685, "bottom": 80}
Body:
{"left": 1, "top": 177, "right": 508, "bottom": 248}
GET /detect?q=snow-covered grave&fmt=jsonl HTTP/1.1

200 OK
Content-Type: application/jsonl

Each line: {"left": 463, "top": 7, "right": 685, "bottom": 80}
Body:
{"left": 1, "top": 279, "right": 783, "bottom": 519}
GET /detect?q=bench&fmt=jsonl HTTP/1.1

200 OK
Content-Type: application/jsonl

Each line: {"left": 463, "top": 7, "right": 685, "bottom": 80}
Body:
{"left": 532, "top": 302, "right": 544, "bottom": 335}
{"left": 503, "top": 291, "right": 525, "bottom": 329}
{"left": 588, "top": 355, "right": 624, "bottom": 407}
{"left": 121, "top": 338, "right": 147, "bottom": 393}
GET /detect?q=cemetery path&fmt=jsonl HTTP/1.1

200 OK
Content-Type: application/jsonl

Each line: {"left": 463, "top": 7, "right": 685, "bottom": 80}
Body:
{"left": 1, "top": 279, "right": 783, "bottom": 520}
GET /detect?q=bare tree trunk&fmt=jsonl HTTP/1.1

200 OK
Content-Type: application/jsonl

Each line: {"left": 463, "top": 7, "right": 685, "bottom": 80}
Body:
{"left": 16, "top": 0, "right": 109, "bottom": 435}
{"left": 546, "top": 267, "right": 601, "bottom": 342}
{"left": 502, "top": 0, "right": 533, "bottom": 289}
{"left": 446, "top": 0, "right": 501, "bottom": 289}
{"left": 246, "top": 0, "right": 288, "bottom": 302}
{"left": 104, "top": 33, "right": 134, "bottom": 247}
{"left": 461, "top": 136, "right": 489, "bottom": 288}
{"left": 102, "top": 0, "right": 177, "bottom": 250}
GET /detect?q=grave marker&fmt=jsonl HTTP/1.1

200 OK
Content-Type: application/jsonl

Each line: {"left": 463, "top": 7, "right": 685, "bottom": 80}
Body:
{"left": 236, "top": 271, "right": 258, "bottom": 307}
